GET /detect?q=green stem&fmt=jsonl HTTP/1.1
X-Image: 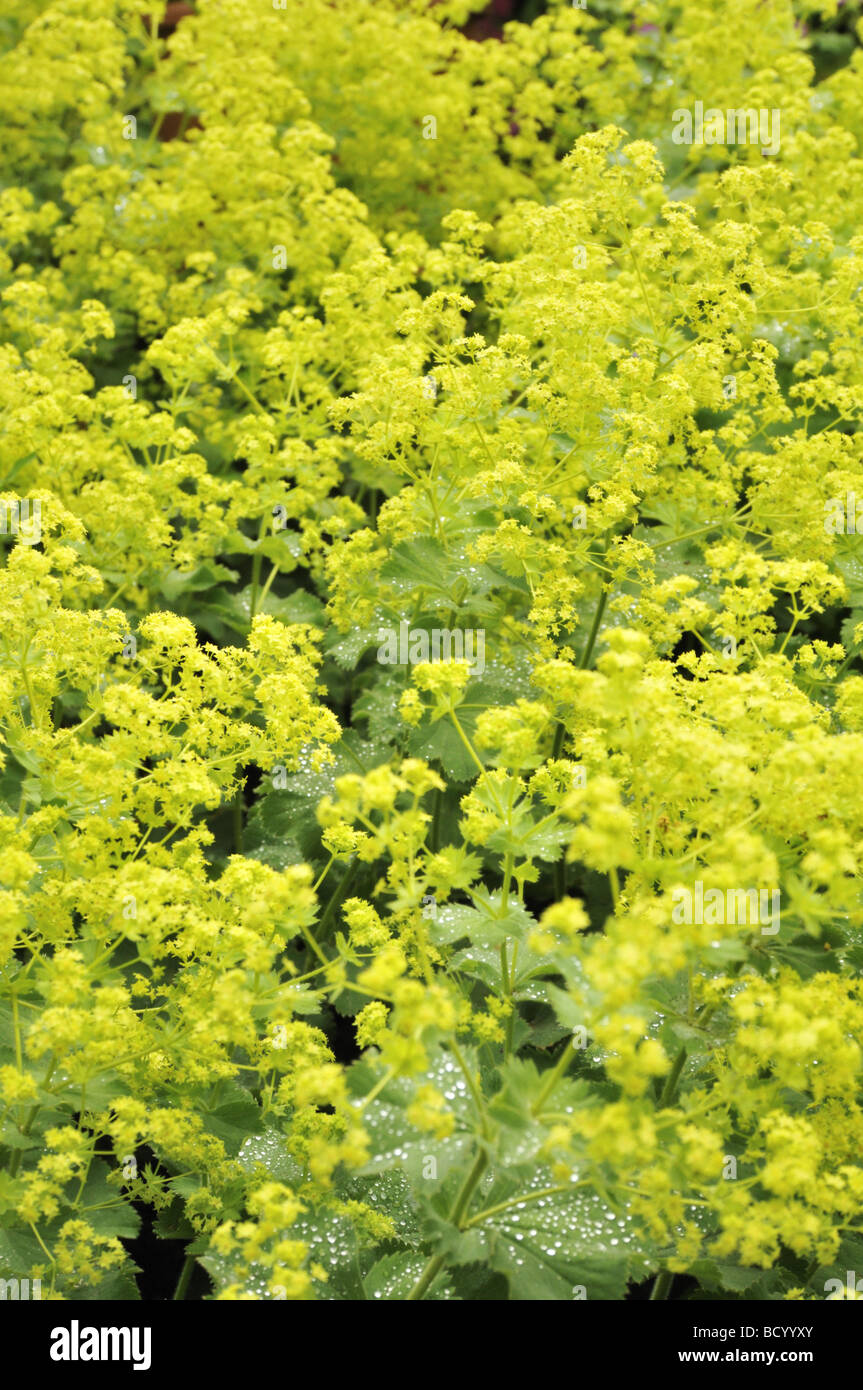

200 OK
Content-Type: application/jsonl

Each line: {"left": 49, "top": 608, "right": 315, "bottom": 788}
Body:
{"left": 465, "top": 1182, "right": 580, "bottom": 1229}
{"left": 500, "top": 939, "right": 514, "bottom": 1059}
{"left": 450, "top": 1040, "right": 489, "bottom": 1137}
{"left": 8, "top": 1055, "right": 55, "bottom": 1177}
{"left": 550, "top": 579, "right": 606, "bottom": 902}
{"left": 579, "top": 584, "right": 609, "bottom": 670}
{"left": 450, "top": 1149, "right": 490, "bottom": 1227}
{"left": 650, "top": 1270, "right": 674, "bottom": 1301}
{"left": 315, "top": 857, "right": 357, "bottom": 943}
{"left": 249, "top": 516, "right": 268, "bottom": 622}
{"left": 356, "top": 1067, "right": 397, "bottom": 1113}
{"left": 173, "top": 1252, "right": 196, "bottom": 1301}
{"left": 256, "top": 560, "right": 279, "bottom": 614}
{"left": 552, "top": 719, "right": 567, "bottom": 901}
{"left": 532, "top": 1035, "right": 576, "bottom": 1116}
{"left": 312, "top": 854, "right": 336, "bottom": 894}
{"left": 499, "top": 851, "right": 514, "bottom": 916}
{"left": 657, "top": 1045, "right": 687, "bottom": 1108}
{"left": 406, "top": 1148, "right": 489, "bottom": 1301}
{"left": 553, "top": 717, "right": 564, "bottom": 900}
{"left": 504, "top": 997, "right": 516, "bottom": 1058}
{"left": 553, "top": 852, "right": 567, "bottom": 903}
{"left": 448, "top": 709, "right": 497, "bottom": 798}
{"left": 430, "top": 786, "right": 443, "bottom": 853}
{"left": 406, "top": 1252, "right": 446, "bottom": 1304}
{"left": 831, "top": 646, "right": 861, "bottom": 683}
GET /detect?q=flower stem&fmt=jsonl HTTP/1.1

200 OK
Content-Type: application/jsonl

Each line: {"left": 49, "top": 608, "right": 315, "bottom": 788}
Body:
{"left": 650, "top": 1270, "right": 674, "bottom": 1301}
{"left": 532, "top": 1034, "right": 576, "bottom": 1116}
{"left": 406, "top": 1147, "right": 489, "bottom": 1301}
{"left": 658, "top": 1045, "right": 687, "bottom": 1108}
{"left": 579, "top": 584, "right": 608, "bottom": 670}
{"left": 173, "top": 1252, "right": 196, "bottom": 1301}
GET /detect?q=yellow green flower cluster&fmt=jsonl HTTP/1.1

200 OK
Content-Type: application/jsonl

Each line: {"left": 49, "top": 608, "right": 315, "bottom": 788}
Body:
{"left": 1, "top": 0, "right": 862, "bottom": 1302}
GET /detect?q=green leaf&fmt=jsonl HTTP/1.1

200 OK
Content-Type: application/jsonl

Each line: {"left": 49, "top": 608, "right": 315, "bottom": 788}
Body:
{"left": 806, "top": 1234, "right": 863, "bottom": 1299}
{"left": 349, "top": 1049, "right": 478, "bottom": 1187}
{"left": 289, "top": 1207, "right": 366, "bottom": 1300}
{"left": 201, "top": 1205, "right": 365, "bottom": 1301}
{"left": 833, "top": 537, "right": 863, "bottom": 607}
{"left": 352, "top": 668, "right": 410, "bottom": 745}
{"left": 237, "top": 1128, "right": 306, "bottom": 1186}
{"left": 767, "top": 931, "right": 842, "bottom": 979}
{"left": 408, "top": 718, "right": 476, "bottom": 781}
{"left": 407, "top": 662, "right": 536, "bottom": 781}
{"left": 246, "top": 730, "right": 392, "bottom": 864}
{"left": 153, "top": 1199, "right": 196, "bottom": 1241}
{"left": 364, "top": 1251, "right": 454, "bottom": 1300}
{"left": 199, "top": 1081, "right": 262, "bottom": 1154}
{"left": 457, "top": 1172, "right": 657, "bottom": 1300}
{"left": 157, "top": 560, "right": 238, "bottom": 604}
{"left": 76, "top": 1162, "right": 142, "bottom": 1239}
{"left": 689, "top": 1257, "right": 774, "bottom": 1294}
{"left": 345, "top": 1171, "right": 421, "bottom": 1245}
{"left": 324, "top": 623, "right": 381, "bottom": 670}
{"left": 196, "top": 583, "right": 325, "bottom": 638}
{"left": 545, "top": 982, "right": 589, "bottom": 1033}
{"left": 0, "top": 1226, "right": 44, "bottom": 1277}
{"left": 428, "top": 903, "right": 487, "bottom": 947}
{"left": 73, "top": 1266, "right": 141, "bottom": 1301}
{"left": 379, "top": 538, "right": 464, "bottom": 598}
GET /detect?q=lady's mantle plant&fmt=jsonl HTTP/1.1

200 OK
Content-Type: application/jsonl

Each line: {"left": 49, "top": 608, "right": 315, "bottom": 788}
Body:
{"left": 1, "top": 0, "right": 863, "bottom": 1301}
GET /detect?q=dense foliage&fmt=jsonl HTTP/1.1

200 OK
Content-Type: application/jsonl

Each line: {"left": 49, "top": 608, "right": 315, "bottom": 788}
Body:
{"left": 2, "top": 0, "right": 863, "bottom": 1302}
